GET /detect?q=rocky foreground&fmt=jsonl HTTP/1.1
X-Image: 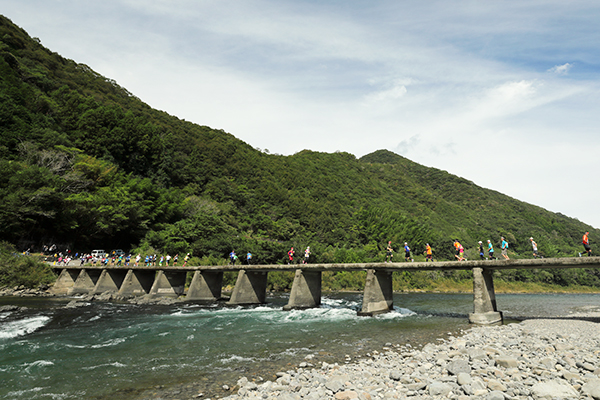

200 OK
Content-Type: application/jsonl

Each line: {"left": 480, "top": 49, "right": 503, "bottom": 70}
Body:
{"left": 223, "top": 319, "right": 600, "bottom": 400}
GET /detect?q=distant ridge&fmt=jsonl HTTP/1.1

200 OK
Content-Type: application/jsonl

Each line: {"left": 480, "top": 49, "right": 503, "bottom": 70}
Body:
{"left": 359, "top": 149, "right": 407, "bottom": 164}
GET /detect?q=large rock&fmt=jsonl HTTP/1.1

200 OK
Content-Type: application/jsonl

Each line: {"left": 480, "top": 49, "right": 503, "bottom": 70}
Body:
{"left": 389, "top": 370, "right": 402, "bottom": 381}
{"left": 531, "top": 380, "right": 578, "bottom": 399}
{"left": 326, "top": 375, "right": 349, "bottom": 393}
{"left": 447, "top": 359, "right": 471, "bottom": 375}
{"left": 457, "top": 372, "right": 472, "bottom": 386}
{"left": 468, "top": 348, "right": 487, "bottom": 360}
{"left": 428, "top": 381, "right": 452, "bottom": 396}
{"left": 487, "top": 379, "right": 506, "bottom": 392}
{"left": 334, "top": 390, "right": 358, "bottom": 400}
{"left": 583, "top": 379, "right": 600, "bottom": 399}
{"left": 486, "top": 391, "right": 505, "bottom": 400}
{"left": 495, "top": 356, "right": 518, "bottom": 368}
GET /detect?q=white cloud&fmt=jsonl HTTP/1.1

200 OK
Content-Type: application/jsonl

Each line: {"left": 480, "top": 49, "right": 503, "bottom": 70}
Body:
{"left": 548, "top": 63, "right": 573, "bottom": 75}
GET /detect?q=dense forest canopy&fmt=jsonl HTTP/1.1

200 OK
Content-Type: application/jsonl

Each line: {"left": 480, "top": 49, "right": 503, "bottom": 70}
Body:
{"left": 1, "top": 14, "right": 598, "bottom": 283}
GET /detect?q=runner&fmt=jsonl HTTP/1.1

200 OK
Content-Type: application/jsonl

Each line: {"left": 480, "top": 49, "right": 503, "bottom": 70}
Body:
{"left": 425, "top": 243, "right": 433, "bottom": 262}
{"left": 287, "top": 247, "right": 295, "bottom": 264}
{"left": 404, "top": 242, "right": 413, "bottom": 262}
{"left": 304, "top": 246, "right": 310, "bottom": 264}
{"left": 386, "top": 241, "right": 393, "bottom": 263}
{"left": 478, "top": 241, "right": 485, "bottom": 260}
{"left": 246, "top": 252, "right": 252, "bottom": 265}
{"left": 487, "top": 240, "right": 495, "bottom": 260}
{"left": 583, "top": 232, "right": 592, "bottom": 256}
{"left": 229, "top": 250, "right": 236, "bottom": 265}
{"left": 501, "top": 237, "right": 510, "bottom": 260}
{"left": 453, "top": 239, "right": 464, "bottom": 261}
{"left": 530, "top": 237, "right": 539, "bottom": 258}
{"left": 183, "top": 253, "right": 190, "bottom": 267}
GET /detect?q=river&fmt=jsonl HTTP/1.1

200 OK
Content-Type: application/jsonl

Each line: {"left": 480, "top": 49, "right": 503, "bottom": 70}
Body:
{"left": 1, "top": 292, "right": 600, "bottom": 399}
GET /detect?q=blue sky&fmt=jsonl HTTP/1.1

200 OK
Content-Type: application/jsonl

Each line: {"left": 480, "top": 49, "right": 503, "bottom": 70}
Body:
{"left": 3, "top": 1, "right": 600, "bottom": 230}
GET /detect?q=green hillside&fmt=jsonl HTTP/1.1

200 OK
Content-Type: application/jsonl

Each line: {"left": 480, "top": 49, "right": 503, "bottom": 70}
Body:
{"left": 1, "top": 13, "right": 598, "bottom": 289}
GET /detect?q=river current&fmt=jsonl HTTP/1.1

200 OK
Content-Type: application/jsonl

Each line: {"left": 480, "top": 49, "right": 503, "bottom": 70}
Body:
{"left": 1, "top": 292, "right": 600, "bottom": 399}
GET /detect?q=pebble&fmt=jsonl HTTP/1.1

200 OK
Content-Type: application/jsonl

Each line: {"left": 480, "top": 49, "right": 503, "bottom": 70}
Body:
{"left": 223, "top": 319, "right": 600, "bottom": 399}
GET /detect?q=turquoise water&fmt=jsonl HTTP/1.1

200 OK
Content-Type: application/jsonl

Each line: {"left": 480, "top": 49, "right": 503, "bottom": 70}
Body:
{"left": 1, "top": 292, "right": 599, "bottom": 399}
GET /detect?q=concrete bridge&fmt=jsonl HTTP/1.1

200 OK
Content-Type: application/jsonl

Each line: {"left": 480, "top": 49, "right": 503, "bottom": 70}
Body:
{"left": 50, "top": 257, "right": 600, "bottom": 324}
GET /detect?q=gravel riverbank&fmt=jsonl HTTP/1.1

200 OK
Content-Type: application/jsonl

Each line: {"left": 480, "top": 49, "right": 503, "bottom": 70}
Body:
{"left": 223, "top": 319, "right": 600, "bottom": 400}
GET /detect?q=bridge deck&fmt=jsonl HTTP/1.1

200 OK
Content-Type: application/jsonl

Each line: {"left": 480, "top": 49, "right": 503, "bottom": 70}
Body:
{"left": 54, "top": 256, "right": 600, "bottom": 272}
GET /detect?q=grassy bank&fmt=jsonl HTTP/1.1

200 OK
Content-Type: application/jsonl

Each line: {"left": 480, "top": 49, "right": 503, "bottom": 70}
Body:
{"left": 0, "top": 243, "right": 56, "bottom": 288}
{"left": 394, "top": 277, "right": 600, "bottom": 294}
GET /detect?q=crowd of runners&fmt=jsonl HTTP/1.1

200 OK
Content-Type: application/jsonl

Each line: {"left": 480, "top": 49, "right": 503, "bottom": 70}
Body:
{"left": 385, "top": 231, "right": 593, "bottom": 263}
{"left": 45, "top": 232, "right": 593, "bottom": 267}
{"left": 49, "top": 251, "right": 194, "bottom": 267}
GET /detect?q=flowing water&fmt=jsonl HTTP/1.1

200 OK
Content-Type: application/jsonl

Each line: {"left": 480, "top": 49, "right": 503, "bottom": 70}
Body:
{"left": 1, "top": 292, "right": 600, "bottom": 399}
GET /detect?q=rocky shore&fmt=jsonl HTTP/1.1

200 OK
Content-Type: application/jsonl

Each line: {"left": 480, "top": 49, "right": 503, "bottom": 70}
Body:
{"left": 223, "top": 319, "right": 600, "bottom": 400}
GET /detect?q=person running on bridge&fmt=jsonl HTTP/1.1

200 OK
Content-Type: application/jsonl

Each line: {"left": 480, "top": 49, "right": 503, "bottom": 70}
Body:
{"left": 246, "top": 252, "right": 252, "bottom": 265}
{"left": 530, "top": 237, "right": 539, "bottom": 258}
{"left": 386, "top": 241, "right": 393, "bottom": 263}
{"left": 304, "top": 246, "right": 311, "bottom": 264}
{"left": 287, "top": 247, "right": 295, "bottom": 264}
{"left": 500, "top": 237, "right": 510, "bottom": 260}
{"left": 404, "top": 242, "right": 413, "bottom": 262}
{"left": 453, "top": 239, "right": 465, "bottom": 261}
{"left": 583, "top": 232, "right": 592, "bottom": 256}
{"left": 183, "top": 253, "right": 190, "bottom": 267}
{"left": 478, "top": 241, "right": 485, "bottom": 260}
{"left": 165, "top": 254, "right": 171, "bottom": 266}
{"left": 425, "top": 243, "right": 433, "bottom": 262}
{"left": 173, "top": 254, "right": 179, "bottom": 266}
{"left": 487, "top": 240, "right": 495, "bottom": 260}
{"left": 229, "top": 250, "right": 236, "bottom": 265}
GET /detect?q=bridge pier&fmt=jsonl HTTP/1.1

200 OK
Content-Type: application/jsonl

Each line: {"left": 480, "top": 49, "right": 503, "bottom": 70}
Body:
{"left": 283, "top": 269, "right": 321, "bottom": 310}
{"left": 186, "top": 271, "right": 223, "bottom": 301}
{"left": 148, "top": 270, "right": 187, "bottom": 298}
{"left": 469, "top": 267, "right": 503, "bottom": 324}
{"left": 118, "top": 269, "right": 156, "bottom": 296}
{"left": 227, "top": 270, "right": 268, "bottom": 305}
{"left": 51, "top": 268, "right": 80, "bottom": 295}
{"left": 92, "top": 269, "right": 127, "bottom": 294}
{"left": 68, "top": 269, "right": 102, "bottom": 295}
{"left": 358, "top": 269, "right": 393, "bottom": 316}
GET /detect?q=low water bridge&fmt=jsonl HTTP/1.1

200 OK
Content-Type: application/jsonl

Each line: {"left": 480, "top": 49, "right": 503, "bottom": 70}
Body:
{"left": 51, "top": 257, "right": 600, "bottom": 324}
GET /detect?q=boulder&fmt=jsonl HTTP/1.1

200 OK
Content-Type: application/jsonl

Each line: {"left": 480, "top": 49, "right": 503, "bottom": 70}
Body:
{"left": 457, "top": 372, "right": 472, "bottom": 386}
{"left": 531, "top": 380, "right": 578, "bottom": 399}
{"left": 428, "top": 381, "right": 452, "bottom": 396}
{"left": 486, "top": 391, "right": 505, "bottom": 400}
{"left": 583, "top": 379, "right": 600, "bottom": 399}
{"left": 447, "top": 359, "right": 471, "bottom": 375}
{"left": 495, "top": 356, "right": 518, "bottom": 368}
{"left": 334, "top": 390, "right": 358, "bottom": 400}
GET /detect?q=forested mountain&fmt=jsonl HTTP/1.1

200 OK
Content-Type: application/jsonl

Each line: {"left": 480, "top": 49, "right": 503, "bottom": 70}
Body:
{"left": 1, "top": 15, "right": 598, "bottom": 270}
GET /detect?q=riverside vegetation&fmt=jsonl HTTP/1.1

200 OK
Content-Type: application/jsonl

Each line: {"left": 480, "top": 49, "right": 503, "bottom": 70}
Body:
{"left": 1, "top": 15, "right": 600, "bottom": 292}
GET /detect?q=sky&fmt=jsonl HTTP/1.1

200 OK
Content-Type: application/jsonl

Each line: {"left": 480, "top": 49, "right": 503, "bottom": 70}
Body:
{"left": 2, "top": 1, "right": 600, "bottom": 229}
